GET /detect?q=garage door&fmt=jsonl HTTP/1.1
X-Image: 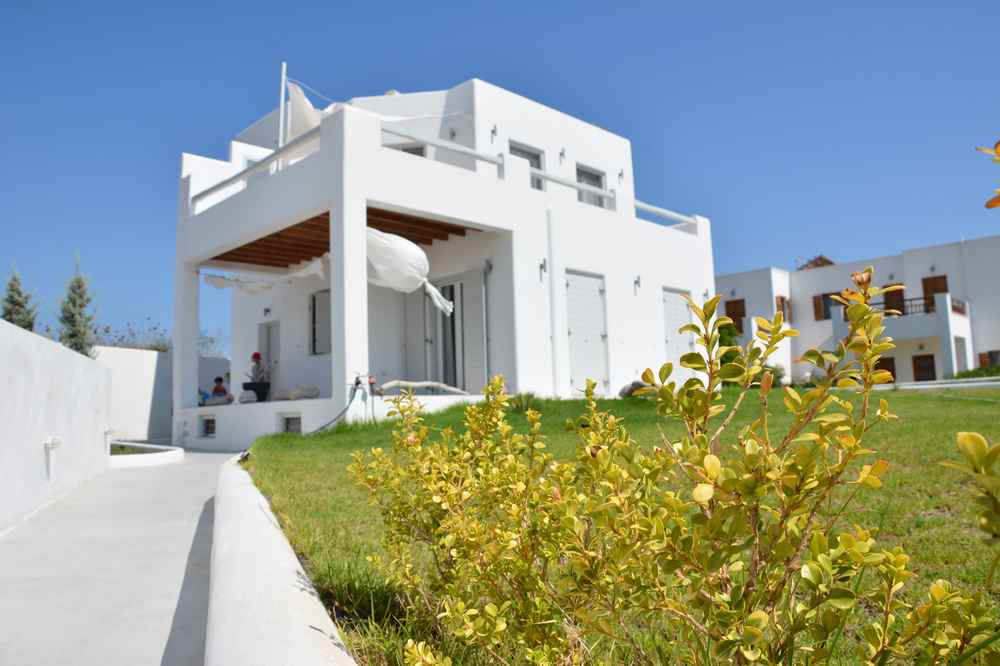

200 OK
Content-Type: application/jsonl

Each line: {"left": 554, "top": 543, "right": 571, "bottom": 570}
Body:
{"left": 663, "top": 288, "right": 694, "bottom": 378}
{"left": 567, "top": 271, "right": 609, "bottom": 394}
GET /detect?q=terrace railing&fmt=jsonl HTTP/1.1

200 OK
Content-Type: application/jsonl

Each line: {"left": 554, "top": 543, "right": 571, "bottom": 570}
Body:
{"left": 190, "top": 126, "right": 322, "bottom": 212}
{"left": 634, "top": 200, "right": 697, "bottom": 225}
{"left": 381, "top": 124, "right": 505, "bottom": 178}
{"left": 872, "top": 295, "right": 967, "bottom": 317}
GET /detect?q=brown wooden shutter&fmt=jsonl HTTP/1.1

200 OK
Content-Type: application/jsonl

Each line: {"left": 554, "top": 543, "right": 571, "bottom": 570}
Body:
{"left": 775, "top": 295, "right": 794, "bottom": 323}
{"left": 884, "top": 284, "right": 905, "bottom": 313}
{"left": 725, "top": 299, "right": 746, "bottom": 334}
{"left": 812, "top": 294, "right": 823, "bottom": 321}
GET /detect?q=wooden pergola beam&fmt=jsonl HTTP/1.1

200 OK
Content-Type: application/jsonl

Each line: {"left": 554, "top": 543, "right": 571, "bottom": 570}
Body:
{"left": 210, "top": 207, "right": 476, "bottom": 268}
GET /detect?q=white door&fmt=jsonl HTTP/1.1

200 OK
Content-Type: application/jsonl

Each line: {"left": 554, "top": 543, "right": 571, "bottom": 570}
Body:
{"left": 663, "top": 288, "right": 694, "bottom": 379}
{"left": 425, "top": 270, "right": 488, "bottom": 392}
{"left": 566, "top": 271, "right": 609, "bottom": 394}
{"left": 260, "top": 321, "right": 280, "bottom": 387}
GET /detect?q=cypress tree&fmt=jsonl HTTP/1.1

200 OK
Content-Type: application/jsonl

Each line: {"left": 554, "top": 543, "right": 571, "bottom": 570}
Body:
{"left": 2, "top": 268, "right": 38, "bottom": 331}
{"left": 58, "top": 262, "right": 96, "bottom": 357}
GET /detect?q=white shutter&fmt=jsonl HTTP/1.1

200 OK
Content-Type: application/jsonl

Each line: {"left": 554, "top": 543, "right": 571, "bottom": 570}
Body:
{"left": 458, "top": 270, "right": 488, "bottom": 393}
{"left": 662, "top": 288, "right": 694, "bottom": 380}
{"left": 312, "top": 290, "right": 331, "bottom": 355}
{"left": 566, "top": 272, "right": 609, "bottom": 394}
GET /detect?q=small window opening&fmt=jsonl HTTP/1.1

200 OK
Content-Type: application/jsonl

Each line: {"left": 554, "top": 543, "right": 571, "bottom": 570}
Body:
{"left": 509, "top": 142, "right": 544, "bottom": 190}
{"left": 576, "top": 165, "right": 606, "bottom": 208}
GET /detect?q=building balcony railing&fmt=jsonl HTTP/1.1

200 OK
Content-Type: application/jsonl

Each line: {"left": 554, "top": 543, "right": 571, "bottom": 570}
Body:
{"left": 869, "top": 295, "right": 969, "bottom": 318}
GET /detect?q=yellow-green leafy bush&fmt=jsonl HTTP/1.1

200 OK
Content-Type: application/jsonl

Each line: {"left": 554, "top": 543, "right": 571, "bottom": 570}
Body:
{"left": 351, "top": 269, "right": 1000, "bottom": 665}
{"left": 945, "top": 431, "right": 1000, "bottom": 590}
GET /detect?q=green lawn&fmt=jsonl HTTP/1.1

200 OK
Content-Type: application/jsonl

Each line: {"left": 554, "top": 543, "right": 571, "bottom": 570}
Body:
{"left": 109, "top": 444, "right": 157, "bottom": 455}
{"left": 245, "top": 387, "right": 1000, "bottom": 664}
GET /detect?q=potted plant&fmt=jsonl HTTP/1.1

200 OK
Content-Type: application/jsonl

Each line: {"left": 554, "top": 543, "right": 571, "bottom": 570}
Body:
{"left": 242, "top": 352, "right": 272, "bottom": 402}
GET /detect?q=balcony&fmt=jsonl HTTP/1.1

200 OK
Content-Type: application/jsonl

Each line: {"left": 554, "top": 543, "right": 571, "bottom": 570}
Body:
{"left": 179, "top": 107, "right": 704, "bottom": 266}
{"left": 833, "top": 292, "right": 973, "bottom": 379}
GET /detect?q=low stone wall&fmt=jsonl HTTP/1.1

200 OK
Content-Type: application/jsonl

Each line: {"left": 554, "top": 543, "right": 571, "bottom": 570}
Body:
{"left": 205, "top": 456, "right": 356, "bottom": 666}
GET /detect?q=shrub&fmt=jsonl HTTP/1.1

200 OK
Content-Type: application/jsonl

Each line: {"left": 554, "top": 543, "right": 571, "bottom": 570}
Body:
{"left": 509, "top": 392, "right": 538, "bottom": 413}
{"left": 944, "top": 432, "right": 1000, "bottom": 589}
{"left": 956, "top": 366, "right": 1000, "bottom": 380}
{"left": 351, "top": 268, "right": 999, "bottom": 665}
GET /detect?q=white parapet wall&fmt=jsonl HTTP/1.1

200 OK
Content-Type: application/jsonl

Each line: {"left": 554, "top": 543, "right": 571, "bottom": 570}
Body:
{"left": 0, "top": 321, "right": 112, "bottom": 533}
{"left": 206, "top": 456, "right": 356, "bottom": 666}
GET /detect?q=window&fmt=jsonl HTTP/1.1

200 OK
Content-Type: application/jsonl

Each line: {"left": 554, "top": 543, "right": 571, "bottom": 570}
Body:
{"left": 311, "top": 289, "right": 331, "bottom": 355}
{"left": 283, "top": 416, "right": 302, "bottom": 433}
{"left": 509, "top": 142, "right": 544, "bottom": 190}
{"left": 775, "top": 295, "right": 793, "bottom": 323}
{"left": 200, "top": 416, "right": 216, "bottom": 438}
{"left": 576, "top": 165, "right": 606, "bottom": 208}
{"left": 725, "top": 299, "right": 746, "bottom": 334}
{"left": 812, "top": 292, "right": 839, "bottom": 321}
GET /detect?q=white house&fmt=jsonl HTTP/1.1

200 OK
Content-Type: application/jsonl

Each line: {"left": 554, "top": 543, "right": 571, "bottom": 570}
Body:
{"left": 716, "top": 233, "right": 1000, "bottom": 384}
{"left": 173, "top": 77, "right": 715, "bottom": 451}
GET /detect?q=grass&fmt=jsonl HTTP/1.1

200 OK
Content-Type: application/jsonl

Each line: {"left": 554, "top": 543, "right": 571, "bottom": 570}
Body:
{"left": 245, "top": 387, "right": 1000, "bottom": 664}
{"left": 109, "top": 444, "right": 158, "bottom": 455}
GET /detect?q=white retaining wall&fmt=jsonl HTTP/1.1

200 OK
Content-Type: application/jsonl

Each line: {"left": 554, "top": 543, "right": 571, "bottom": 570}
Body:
{"left": 1, "top": 321, "right": 111, "bottom": 533}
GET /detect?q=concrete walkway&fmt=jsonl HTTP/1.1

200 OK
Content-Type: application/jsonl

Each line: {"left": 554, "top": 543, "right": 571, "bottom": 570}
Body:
{"left": 0, "top": 452, "right": 231, "bottom": 666}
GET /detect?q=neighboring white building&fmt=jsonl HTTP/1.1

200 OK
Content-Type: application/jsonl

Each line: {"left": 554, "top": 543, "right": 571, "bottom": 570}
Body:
{"left": 716, "top": 234, "right": 1000, "bottom": 384}
{"left": 174, "top": 77, "right": 715, "bottom": 451}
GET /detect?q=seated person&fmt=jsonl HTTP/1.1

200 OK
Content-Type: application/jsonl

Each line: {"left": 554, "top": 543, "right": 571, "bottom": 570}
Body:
{"left": 212, "top": 376, "right": 228, "bottom": 396}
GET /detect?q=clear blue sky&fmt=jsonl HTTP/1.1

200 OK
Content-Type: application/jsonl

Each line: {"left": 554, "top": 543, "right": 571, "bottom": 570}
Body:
{"left": 2, "top": 1, "right": 997, "bottom": 353}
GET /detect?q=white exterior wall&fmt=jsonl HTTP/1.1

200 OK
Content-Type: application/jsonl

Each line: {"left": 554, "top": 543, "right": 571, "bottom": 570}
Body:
{"left": 1, "top": 322, "right": 111, "bottom": 532}
{"left": 95, "top": 346, "right": 172, "bottom": 440}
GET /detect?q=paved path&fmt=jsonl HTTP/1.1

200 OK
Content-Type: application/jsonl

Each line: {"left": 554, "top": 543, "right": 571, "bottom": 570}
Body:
{"left": 0, "top": 452, "right": 231, "bottom": 666}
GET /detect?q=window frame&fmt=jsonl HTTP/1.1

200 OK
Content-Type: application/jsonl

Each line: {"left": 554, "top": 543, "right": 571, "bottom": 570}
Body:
{"left": 575, "top": 164, "right": 607, "bottom": 208}
{"left": 509, "top": 141, "right": 545, "bottom": 190}
{"left": 775, "top": 295, "right": 793, "bottom": 323}
{"left": 813, "top": 292, "right": 840, "bottom": 321}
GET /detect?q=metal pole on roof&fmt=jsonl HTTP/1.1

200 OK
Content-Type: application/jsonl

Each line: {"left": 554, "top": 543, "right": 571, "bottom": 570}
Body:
{"left": 277, "top": 62, "right": 288, "bottom": 148}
